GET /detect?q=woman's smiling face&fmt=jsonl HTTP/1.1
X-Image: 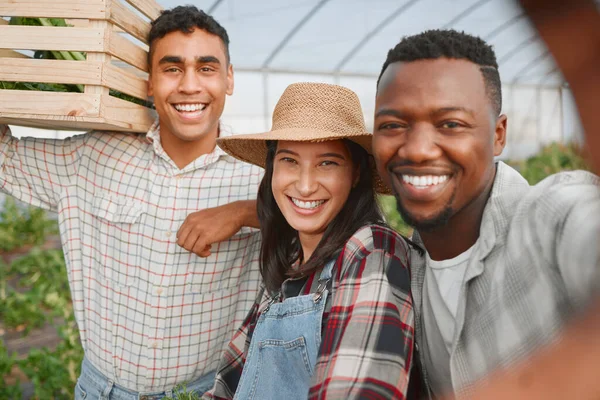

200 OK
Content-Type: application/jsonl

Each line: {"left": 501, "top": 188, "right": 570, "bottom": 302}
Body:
{"left": 271, "top": 140, "right": 357, "bottom": 244}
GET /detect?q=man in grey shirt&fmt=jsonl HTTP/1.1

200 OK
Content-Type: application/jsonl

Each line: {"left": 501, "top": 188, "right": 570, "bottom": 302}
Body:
{"left": 371, "top": 14, "right": 600, "bottom": 399}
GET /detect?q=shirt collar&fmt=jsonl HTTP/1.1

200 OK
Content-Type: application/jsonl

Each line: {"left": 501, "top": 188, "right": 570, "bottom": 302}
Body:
{"left": 144, "top": 118, "right": 232, "bottom": 170}
{"left": 476, "top": 161, "right": 530, "bottom": 258}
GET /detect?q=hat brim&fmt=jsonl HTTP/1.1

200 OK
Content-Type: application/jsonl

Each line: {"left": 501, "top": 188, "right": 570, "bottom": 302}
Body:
{"left": 217, "top": 128, "right": 391, "bottom": 194}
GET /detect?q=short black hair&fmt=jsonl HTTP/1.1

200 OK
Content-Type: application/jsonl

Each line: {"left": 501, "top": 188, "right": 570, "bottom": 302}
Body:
{"left": 147, "top": 5, "right": 230, "bottom": 69}
{"left": 378, "top": 29, "right": 502, "bottom": 116}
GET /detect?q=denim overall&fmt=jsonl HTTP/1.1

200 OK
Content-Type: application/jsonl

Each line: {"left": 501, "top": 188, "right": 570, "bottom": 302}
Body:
{"left": 233, "top": 260, "right": 335, "bottom": 400}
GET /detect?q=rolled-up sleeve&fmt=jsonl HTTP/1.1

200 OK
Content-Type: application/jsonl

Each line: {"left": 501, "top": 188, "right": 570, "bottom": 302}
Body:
{"left": 550, "top": 173, "right": 600, "bottom": 308}
{"left": 0, "top": 124, "right": 86, "bottom": 211}
{"left": 521, "top": 171, "right": 600, "bottom": 310}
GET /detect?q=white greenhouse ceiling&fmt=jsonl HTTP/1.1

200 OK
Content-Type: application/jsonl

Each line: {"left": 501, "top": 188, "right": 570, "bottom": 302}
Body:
{"left": 155, "top": 0, "right": 600, "bottom": 87}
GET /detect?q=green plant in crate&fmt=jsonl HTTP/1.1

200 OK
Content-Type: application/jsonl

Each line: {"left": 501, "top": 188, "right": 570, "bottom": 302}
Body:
{"left": 1, "top": 17, "right": 154, "bottom": 108}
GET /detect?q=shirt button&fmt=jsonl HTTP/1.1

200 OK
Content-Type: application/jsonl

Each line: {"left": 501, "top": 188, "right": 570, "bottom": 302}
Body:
{"left": 165, "top": 231, "right": 172, "bottom": 238}
{"left": 175, "top": 175, "right": 182, "bottom": 180}
{"left": 151, "top": 341, "right": 160, "bottom": 349}
{"left": 156, "top": 287, "right": 163, "bottom": 295}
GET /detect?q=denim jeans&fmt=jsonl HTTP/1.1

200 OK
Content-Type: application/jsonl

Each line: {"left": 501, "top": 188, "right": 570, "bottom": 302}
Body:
{"left": 75, "top": 357, "right": 216, "bottom": 400}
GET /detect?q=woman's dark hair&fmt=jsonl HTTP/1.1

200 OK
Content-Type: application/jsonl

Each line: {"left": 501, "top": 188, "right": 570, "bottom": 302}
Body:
{"left": 257, "top": 139, "right": 386, "bottom": 293}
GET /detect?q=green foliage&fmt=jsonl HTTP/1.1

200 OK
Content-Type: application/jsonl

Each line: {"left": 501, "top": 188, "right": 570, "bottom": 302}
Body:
{"left": 9, "top": 17, "right": 69, "bottom": 27}
{"left": 0, "top": 198, "right": 57, "bottom": 252}
{"left": 2, "top": 248, "right": 71, "bottom": 333}
{"left": 378, "top": 195, "right": 413, "bottom": 237}
{"left": 0, "top": 341, "right": 22, "bottom": 399}
{"left": 18, "top": 345, "right": 77, "bottom": 400}
{"left": 164, "top": 384, "right": 204, "bottom": 400}
{"left": 508, "top": 142, "right": 592, "bottom": 185}
{"left": 0, "top": 198, "right": 82, "bottom": 398}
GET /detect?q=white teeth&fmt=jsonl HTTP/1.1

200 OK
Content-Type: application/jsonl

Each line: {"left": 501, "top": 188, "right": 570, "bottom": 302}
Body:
{"left": 401, "top": 174, "right": 450, "bottom": 188}
{"left": 174, "top": 103, "right": 206, "bottom": 112}
{"left": 291, "top": 198, "right": 325, "bottom": 210}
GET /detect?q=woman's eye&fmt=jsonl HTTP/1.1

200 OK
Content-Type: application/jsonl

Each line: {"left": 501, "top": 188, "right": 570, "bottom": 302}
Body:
{"left": 280, "top": 157, "right": 296, "bottom": 164}
{"left": 320, "top": 160, "right": 339, "bottom": 167}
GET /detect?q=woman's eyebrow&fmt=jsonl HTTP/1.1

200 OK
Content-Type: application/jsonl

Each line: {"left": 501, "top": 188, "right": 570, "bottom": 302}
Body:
{"left": 275, "top": 149, "right": 299, "bottom": 156}
{"left": 317, "top": 152, "right": 346, "bottom": 160}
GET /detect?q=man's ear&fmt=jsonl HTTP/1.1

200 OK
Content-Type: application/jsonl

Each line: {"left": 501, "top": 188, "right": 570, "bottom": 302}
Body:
{"left": 493, "top": 114, "right": 508, "bottom": 157}
{"left": 147, "top": 72, "right": 154, "bottom": 97}
{"left": 226, "top": 63, "right": 234, "bottom": 96}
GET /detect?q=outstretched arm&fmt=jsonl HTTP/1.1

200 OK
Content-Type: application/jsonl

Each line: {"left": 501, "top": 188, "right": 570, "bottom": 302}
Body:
{"left": 454, "top": 2, "right": 600, "bottom": 399}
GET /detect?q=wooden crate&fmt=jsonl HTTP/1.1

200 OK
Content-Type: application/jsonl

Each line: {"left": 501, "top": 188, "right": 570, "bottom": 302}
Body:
{"left": 0, "top": 0, "right": 163, "bottom": 132}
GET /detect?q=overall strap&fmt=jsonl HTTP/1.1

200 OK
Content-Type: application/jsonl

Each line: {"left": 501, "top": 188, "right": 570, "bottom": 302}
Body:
{"left": 318, "top": 259, "right": 336, "bottom": 282}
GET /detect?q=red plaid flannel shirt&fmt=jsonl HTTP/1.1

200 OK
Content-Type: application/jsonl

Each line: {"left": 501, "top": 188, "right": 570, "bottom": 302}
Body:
{"left": 205, "top": 224, "right": 414, "bottom": 399}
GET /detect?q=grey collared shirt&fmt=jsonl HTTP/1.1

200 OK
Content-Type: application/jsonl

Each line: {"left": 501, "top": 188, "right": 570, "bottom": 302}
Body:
{"left": 411, "top": 162, "right": 600, "bottom": 398}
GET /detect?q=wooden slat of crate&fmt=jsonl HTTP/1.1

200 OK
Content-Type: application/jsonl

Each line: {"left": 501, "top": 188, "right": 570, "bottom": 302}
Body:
{"left": 0, "top": 90, "right": 100, "bottom": 117}
{"left": 126, "top": 0, "right": 162, "bottom": 20}
{"left": 0, "top": 0, "right": 162, "bottom": 132}
{"left": 0, "top": 92, "right": 155, "bottom": 132}
{"left": 104, "top": 62, "right": 148, "bottom": 100}
{"left": 0, "top": 115, "right": 146, "bottom": 132}
{"left": 0, "top": 17, "right": 28, "bottom": 58}
{"left": 0, "top": 0, "right": 107, "bottom": 19}
{"left": 0, "top": 25, "right": 104, "bottom": 52}
{"left": 109, "top": 29, "right": 148, "bottom": 72}
{"left": 102, "top": 93, "right": 155, "bottom": 131}
{"left": 0, "top": 58, "right": 102, "bottom": 85}
{"left": 0, "top": 25, "right": 148, "bottom": 72}
{"left": 109, "top": 0, "right": 150, "bottom": 44}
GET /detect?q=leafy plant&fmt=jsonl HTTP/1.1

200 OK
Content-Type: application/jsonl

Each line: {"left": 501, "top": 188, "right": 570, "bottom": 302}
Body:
{"left": 508, "top": 142, "right": 592, "bottom": 185}
{"left": 0, "top": 198, "right": 57, "bottom": 252}
{"left": 379, "top": 195, "right": 413, "bottom": 237}
{"left": 164, "top": 384, "right": 204, "bottom": 400}
{"left": 0, "top": 341, "right": 22, "bottom": 399}
{"left": 0, "top": 198, "right": 83, "bottom": 398}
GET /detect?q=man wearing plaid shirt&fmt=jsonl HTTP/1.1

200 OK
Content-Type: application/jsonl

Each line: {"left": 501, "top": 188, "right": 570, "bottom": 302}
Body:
{"left": 373, "top": 26, "right": 600, "bottom": 399}
{"left": 0, "top": 6, "right": 264, "bottom": 397}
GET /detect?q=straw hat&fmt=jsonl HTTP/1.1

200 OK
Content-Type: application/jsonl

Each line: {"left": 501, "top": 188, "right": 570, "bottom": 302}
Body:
{"left": 217, "top": 82, "right": 390, "bottom": 194}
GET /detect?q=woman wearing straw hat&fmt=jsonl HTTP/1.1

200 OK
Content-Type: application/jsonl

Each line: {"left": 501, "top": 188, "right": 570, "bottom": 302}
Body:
{"left": 204, "top": 82, "right": 415, "bottom": 400}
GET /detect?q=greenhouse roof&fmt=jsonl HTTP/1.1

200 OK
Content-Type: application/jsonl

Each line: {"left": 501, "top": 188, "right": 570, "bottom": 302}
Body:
{"left": 156, "top": 0, "right": 600, "bottom": 87}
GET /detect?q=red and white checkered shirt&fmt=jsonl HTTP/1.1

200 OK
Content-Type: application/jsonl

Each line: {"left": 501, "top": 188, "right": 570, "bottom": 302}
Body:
{"left": 0, "top": 122, "right": 264, "bottom": 392}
